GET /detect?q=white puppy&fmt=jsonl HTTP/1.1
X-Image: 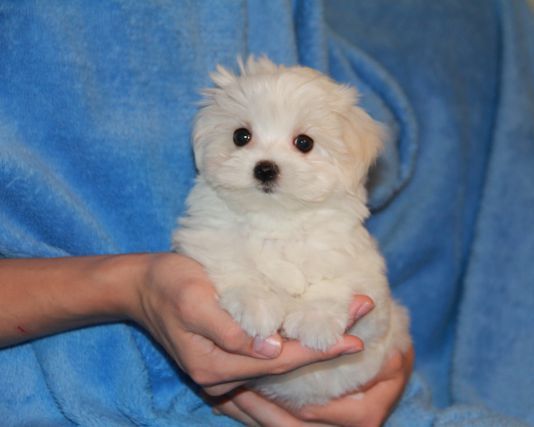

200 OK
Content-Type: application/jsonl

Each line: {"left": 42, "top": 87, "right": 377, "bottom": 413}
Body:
{"left": 173, "top": 57, "right": 411, "bottom": 407}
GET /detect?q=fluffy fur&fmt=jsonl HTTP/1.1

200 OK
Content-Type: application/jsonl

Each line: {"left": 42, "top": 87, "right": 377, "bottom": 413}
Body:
{"left": 172, "top": 57, "right": 411, "bottom": 407}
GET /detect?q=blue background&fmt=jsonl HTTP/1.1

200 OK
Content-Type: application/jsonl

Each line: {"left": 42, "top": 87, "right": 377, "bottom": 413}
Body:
{"left": 1, "top": 1, "right": 533, "bottom": 425}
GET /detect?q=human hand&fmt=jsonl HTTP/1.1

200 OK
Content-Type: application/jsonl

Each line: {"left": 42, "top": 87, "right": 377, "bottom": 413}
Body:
{"left": 128, "top": 253, "right": 370, "bottom": 396}
{"left": 212, "top": 344, "right": 414, "bottom": 426}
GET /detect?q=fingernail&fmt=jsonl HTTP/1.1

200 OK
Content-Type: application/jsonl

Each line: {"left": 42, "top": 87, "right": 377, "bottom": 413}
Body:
{"left": 349, "top": 392, "right": 365, "bottom": 400}
{"left": 300, "top": 409, "right": 315, "bottom": 419}
{"left": 350, "top": 300, "right": 374, "bottom": 322}
{"left": 341, "top": 342, "right": 364, "bottom": 355}
{"left": 253, "top": 335, "right": 281, "bottom": 358}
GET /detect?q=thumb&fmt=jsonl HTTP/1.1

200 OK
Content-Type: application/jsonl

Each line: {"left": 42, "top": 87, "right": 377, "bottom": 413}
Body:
{"left": 181, "top": 283, "right": 283, "bottom": 359}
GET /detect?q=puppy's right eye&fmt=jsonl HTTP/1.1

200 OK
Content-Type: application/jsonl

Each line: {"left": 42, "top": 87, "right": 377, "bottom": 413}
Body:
{"left": 233, "top": 128, "right": 252, "bottom": 147}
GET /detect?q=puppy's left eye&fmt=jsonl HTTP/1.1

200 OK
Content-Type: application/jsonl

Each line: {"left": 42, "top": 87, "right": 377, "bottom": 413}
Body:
{"left": 293, "top": 134, "right": 314, "bottom": 153}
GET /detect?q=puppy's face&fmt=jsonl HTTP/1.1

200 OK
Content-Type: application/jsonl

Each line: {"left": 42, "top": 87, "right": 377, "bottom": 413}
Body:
{"left": 193, "top": 58, "right": 383, "bottom": 209}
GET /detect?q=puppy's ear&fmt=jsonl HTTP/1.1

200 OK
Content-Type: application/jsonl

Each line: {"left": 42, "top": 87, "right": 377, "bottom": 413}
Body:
{"left": 210, "top": 64, "right": 237, "bottom": 88}
{"left": 340, "top": 106, "right": 385, "bottom": 192}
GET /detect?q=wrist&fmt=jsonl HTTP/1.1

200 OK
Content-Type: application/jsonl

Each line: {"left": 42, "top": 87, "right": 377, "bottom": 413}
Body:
{"left": 90, "top": 253, "right": 154, "bottom": 323}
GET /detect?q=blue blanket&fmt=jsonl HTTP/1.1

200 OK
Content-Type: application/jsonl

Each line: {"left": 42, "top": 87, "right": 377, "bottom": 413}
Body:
{"left": 1, "top": 0, "right": 533, "bottom": 425}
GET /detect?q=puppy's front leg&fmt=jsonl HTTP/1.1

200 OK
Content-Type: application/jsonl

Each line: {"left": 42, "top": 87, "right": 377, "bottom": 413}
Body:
{"left": 282, "top": 281, "right": 353, "bottom": 351}
{"left": 215, "top": 274, "right": 286, "bottom": 339}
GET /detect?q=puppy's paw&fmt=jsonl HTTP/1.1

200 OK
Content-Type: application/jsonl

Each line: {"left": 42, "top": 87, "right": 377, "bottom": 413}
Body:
{"left": 283, "top": 301, "right": 348, "bottom": 351}
{"left": 219, "top": 287, "right": 285, "bottom": 339}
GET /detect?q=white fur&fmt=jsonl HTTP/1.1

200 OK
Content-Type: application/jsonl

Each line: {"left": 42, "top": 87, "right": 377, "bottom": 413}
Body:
{"left": 173, "top": 57, "right": 411, "bottom": 407}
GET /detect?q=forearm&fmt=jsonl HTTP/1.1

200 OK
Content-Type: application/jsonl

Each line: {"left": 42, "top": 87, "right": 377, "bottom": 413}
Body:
{"left": 0, "top": 254, "right": 149, "bottom": 348}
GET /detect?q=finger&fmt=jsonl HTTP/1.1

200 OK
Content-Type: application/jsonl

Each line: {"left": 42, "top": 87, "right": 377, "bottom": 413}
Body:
{"left": 297, "top": 377, "right": 402, "bottom": 426}
{"left": 180, "top": 281, "right": 282, "bottom": 359}
{"left": 346, "top": 295, "right": 374, "bottom": 330}
{"left": 192, "top": 334, "right": 363, "bottom": 386}
{"left": 203, "top": 379, "right": 248, "bottom": 396}
{"left": 232, "top": 389, "right": 303, "bottom": 427}
{"left": 216, "top": 335, "right": 363, "bottom": 384}
{"left": 296, "top": 347, "right": 414, "bottom": 426}
{"left": 213, "top": 399, "right": 260, "bottom": 426}
{"left": 203, "top": 349, "right": 409, "bottom": 405}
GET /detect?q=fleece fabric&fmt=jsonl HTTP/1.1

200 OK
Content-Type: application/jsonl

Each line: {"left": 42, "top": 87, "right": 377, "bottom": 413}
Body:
{"left": 0, "top": 0, "right": 533, "bottom": 425}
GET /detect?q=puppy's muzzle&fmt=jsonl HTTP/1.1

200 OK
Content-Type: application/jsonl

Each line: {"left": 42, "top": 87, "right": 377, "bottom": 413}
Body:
{"left": 254, "top": 160, "right": 279, "bottom": 193}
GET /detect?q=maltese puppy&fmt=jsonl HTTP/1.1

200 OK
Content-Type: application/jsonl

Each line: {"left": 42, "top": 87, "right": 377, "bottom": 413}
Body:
{"left": 173, "top": 57, "right": 411, "bottom": 407}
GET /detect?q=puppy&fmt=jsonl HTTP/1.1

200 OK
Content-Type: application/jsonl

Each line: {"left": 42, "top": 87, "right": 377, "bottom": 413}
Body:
{"left": 172, "top": 57, "right": 411, "bottom": 407}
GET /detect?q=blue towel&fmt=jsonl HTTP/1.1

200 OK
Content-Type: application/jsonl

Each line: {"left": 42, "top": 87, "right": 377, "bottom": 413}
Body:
{"left": 1, "top": 0, "right": 533, "bottom": 425}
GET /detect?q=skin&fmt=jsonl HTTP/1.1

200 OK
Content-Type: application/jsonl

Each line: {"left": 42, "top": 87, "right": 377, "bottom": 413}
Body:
{"left": 212, "top": 347, "right": 415, "bottom": 427}
{"left": 0, "top": 252, "right": 413, "bottom": 426}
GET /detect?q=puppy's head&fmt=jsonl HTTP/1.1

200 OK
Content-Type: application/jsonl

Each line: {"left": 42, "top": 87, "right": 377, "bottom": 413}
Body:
{"left": 193, "top": 57, "right": 384, "bottom": 209}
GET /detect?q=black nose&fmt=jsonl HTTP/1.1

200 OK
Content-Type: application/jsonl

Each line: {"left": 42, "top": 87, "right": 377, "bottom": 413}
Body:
{"left": 253, "top": 160, "right": 279, "bottom": 183}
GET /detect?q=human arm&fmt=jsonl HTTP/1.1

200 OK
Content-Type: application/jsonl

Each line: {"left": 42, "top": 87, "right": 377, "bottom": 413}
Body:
{"left": 0, "top": 254, "right": 141, "bottom": 348}
{"left": 0, "top": 253, "right": 367, "bottom": 395}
